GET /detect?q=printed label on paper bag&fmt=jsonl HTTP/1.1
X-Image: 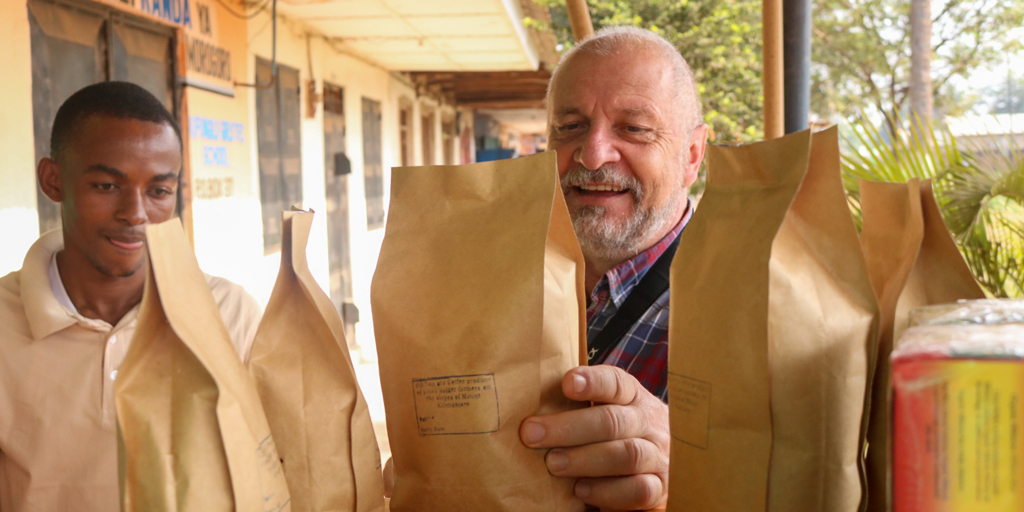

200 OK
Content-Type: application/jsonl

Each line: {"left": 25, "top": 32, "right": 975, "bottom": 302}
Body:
{"left": 412, "top": 374, "right": 500, "bottom": 435}
{"left": 669, "top": 373, "right": 711, "bottom": 449}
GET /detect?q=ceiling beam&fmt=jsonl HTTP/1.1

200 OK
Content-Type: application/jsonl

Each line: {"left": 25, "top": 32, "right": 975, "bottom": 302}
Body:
{"left": 457, "top": 99, "right": 547, "bottom": 109}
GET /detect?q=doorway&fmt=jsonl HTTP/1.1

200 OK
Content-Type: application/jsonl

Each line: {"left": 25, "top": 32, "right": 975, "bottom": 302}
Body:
{"left": 362, "top": 97, "right": 384, "bottom": 230}
{"left": 322, "top": 82, "right": 356, "bottom": 346}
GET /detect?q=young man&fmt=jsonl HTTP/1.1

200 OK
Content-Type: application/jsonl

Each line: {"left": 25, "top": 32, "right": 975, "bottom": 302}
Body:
{"left": 0, "top": 82, "right": 261, "bottom": 511}
{"left": 520, "top": 27, "right": 709, "bottom": 510}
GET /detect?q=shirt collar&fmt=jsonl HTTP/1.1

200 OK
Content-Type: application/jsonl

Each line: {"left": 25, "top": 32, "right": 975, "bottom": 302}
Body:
{"left": 23, "top": 229, "right": 123, "bottom": 340}
{"left": 49, "top": 251, "right": 78, "bottom": 313}
{"left": 600, "top": 199, "right": 693, "bottom": 308}
{"left": 22, "top": 230, "right": 78, "bottom": 340}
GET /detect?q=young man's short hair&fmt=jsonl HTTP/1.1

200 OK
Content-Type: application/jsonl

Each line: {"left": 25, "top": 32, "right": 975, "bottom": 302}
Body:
{"left": 50, "top": 81, "right": 182, "bottom": 161}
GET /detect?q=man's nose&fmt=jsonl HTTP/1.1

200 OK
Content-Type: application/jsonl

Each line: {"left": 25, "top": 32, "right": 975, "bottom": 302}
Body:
{"left": 116, "top": 189, "right": 148, "bottom": 226}
{"left": 575, "top": 125, "right": 621, "bottom": 171}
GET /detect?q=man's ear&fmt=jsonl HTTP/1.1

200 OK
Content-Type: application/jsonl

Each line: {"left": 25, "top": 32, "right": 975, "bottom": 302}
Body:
{"left": 682, "top": 124, "right": 709, "bottom": 188}
{"left": 37, "top": 157, "right": 63, "bottom": 204}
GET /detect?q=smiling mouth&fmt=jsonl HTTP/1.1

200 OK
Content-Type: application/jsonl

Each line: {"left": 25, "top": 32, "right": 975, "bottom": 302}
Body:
{"left": 576, "top": 183, "right": 629, "bottom": 196}
{"left": 107, "top": 237, "right": 145, "bottom": 251}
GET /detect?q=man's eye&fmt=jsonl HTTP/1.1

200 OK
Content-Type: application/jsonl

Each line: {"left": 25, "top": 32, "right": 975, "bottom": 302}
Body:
{"left": 559, "top": 123, "right": 583, "bottom": 132}
{"left": 625, "top": 126, "right": 648, "bottom": 133}
{"left": 94, "top": 183, "right": 116, "bottom": 191}
{"left": 151, "top": 187, "right": 174, "bottom": 197}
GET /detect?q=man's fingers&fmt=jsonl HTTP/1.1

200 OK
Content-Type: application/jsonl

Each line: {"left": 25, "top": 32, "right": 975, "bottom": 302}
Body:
{"left": 545, "top": 438, "right": 666, "bottom": 478}
{"left": 563, "top": 365, "right": 643, "bottom": 405}
{"left": 521, "top": 404, "right": 644, "bottom": 448}
{"left": 574, "top": 474, "right": 667, "bottom": 510}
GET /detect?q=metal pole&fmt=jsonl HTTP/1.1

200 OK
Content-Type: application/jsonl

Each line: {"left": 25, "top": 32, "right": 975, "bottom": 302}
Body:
{"left": 763, "top": 0, "right": 785, "bottom": 139}
{"left": 566, "top": 0, "right": 594, "bottom": 42}
{"left": 783, "top": 0, "right": 810, "bottom": 133}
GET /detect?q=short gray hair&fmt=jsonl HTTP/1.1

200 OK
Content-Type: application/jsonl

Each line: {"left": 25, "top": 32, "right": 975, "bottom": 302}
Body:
{"left": 546, "top": 26, "right": 703, "bottom": 133}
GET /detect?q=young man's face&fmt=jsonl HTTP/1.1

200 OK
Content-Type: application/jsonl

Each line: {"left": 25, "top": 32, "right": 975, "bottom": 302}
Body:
{"left": 41, "top": 115, "right": 181, "bottom": 277}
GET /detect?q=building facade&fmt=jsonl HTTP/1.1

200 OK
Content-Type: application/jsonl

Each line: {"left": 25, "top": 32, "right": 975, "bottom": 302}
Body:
{"left": 0, "top": 0, "right": 550, "bottom": 357}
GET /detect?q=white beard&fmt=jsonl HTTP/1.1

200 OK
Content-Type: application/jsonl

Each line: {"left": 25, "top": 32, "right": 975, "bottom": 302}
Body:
{"left": 561, "top": 165, "right": 685, "bottom": 262}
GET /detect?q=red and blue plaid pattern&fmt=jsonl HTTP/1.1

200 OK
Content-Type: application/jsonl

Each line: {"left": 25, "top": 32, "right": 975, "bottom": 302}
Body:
{"left": 586, "top": 202, "right": 692, "bottom": 403}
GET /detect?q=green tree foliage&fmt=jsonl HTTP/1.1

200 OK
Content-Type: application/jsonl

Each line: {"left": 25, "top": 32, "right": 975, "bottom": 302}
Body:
{"left": 842, "top": 116, "right": 1024, "bottom": 297}
{"left": 812, "top": 0, "right": 1024, "bottom": 120}
{"left": 529, "top": 0, "right": 763, "bottom": 142}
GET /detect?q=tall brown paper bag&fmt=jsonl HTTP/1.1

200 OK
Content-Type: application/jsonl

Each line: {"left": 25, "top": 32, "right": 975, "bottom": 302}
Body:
{"left": 249, "top": 210, "right": 386, "bottom": 512}
{"left": 859, "top": 178, "right": 985, "bottom": 512}
{"left": 667, "top": 127, "right": 879, "bottom": 512}
{"left": 371, "top": 151, "right": 587, "bottom": 512}
{"left": 115, "top": 220, "right": 291, "bottom": 512}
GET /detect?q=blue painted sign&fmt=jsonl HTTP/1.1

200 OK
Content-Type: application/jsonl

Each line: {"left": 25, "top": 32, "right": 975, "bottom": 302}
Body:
{"left": 191, "top": 116, "right": 245, "bottom": 169}
{"left": 138, "top": 0, "right": 192, "bottom": 29}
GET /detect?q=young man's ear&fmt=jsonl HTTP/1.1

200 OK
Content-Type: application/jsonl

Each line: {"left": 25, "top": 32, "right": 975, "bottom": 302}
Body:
{"left": 37, "top": 158, "right": 63, "bottom": 203}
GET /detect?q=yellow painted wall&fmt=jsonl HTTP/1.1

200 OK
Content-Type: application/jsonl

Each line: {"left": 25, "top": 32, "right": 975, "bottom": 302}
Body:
{"left": 242, "top": 12, "right": 414, "bottom": 355}
{"left": 0, "top": 1, "right": 41, "bottom": 275}
{"left": 181, "top": 0, "right": 266, "bottom": 303}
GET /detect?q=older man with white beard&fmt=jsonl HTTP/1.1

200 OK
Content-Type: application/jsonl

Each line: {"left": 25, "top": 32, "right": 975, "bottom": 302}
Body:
{"left": 519, "top": 26, "right": 708, "bottom": 510}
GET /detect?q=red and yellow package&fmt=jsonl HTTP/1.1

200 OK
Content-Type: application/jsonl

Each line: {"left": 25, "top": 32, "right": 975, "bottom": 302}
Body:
{"left": 892, "top": 302, "right": 1024, "bottom": 512}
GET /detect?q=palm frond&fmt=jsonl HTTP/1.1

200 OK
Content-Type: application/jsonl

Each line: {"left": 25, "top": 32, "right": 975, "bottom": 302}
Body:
{"left": 839, "top": 114, "right": 1024, "bottom": 298}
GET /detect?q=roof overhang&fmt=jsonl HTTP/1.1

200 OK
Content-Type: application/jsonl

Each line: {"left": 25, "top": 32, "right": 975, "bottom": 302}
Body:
{"left": 476, "top": 107, "right": 548, "bottom": 134}
{"left": 409, "top": 70, "right": 551, "bottom": 109}
{"left": 277, "top": 0, "right": 543, "bottom": 71}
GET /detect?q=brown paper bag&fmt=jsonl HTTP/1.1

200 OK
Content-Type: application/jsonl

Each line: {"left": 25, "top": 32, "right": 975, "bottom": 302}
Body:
{"left": 667, "top": 127, "right": 879, "bottom": 512}
{"left": 371, "top": 151, "right": 586, "bottom": 512}
{"left": 858, "top": 178, "right": 985, "bottom": 512}
{"left": 115, "top": 220, "right": 291, "bottom": 511}
{"left": 248, "top": 210, "right": 386, "bottom": 512}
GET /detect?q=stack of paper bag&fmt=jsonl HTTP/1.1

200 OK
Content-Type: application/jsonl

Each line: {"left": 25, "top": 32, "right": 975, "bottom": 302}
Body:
{"left": 858, "top": 179, "right": 985, "bottom": 512}
{"left": 667, "top": 127, "right": 878, "bottom": 512}
{"left": 116, "top": 220, "right": 291, "bottom": 512}
{"left": 249, "top": 210, "right": 385, "bottom": 512}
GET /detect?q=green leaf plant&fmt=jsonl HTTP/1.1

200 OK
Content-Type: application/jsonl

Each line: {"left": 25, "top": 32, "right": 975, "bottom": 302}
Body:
{"left": 840, "top": 114, "right": 1024, "bottom": 297}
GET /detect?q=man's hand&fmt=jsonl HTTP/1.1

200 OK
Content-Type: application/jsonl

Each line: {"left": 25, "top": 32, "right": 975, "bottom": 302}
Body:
{"left": 519, "top": 365, "right": 670, "bottom": 511}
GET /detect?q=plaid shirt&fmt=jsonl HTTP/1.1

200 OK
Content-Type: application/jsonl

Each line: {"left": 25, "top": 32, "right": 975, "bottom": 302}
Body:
{"left": 586, "top": 202, "right": 692, "bottom": 403}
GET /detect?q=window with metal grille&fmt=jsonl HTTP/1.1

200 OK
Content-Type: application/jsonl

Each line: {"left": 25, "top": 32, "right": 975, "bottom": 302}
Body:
{"left": 254, "top": 58, "right": 303, "bottom": 253}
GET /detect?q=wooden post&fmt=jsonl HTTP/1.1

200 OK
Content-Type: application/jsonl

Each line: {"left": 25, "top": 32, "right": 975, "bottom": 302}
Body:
{"left": 175, "top": 25, "right": 196, "bottom": 246}
{"left": 763, "top": 0, "right": 784, "bottom": 139}
{"left": 566, "top": 0, "right": 594, "bottom": 42}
